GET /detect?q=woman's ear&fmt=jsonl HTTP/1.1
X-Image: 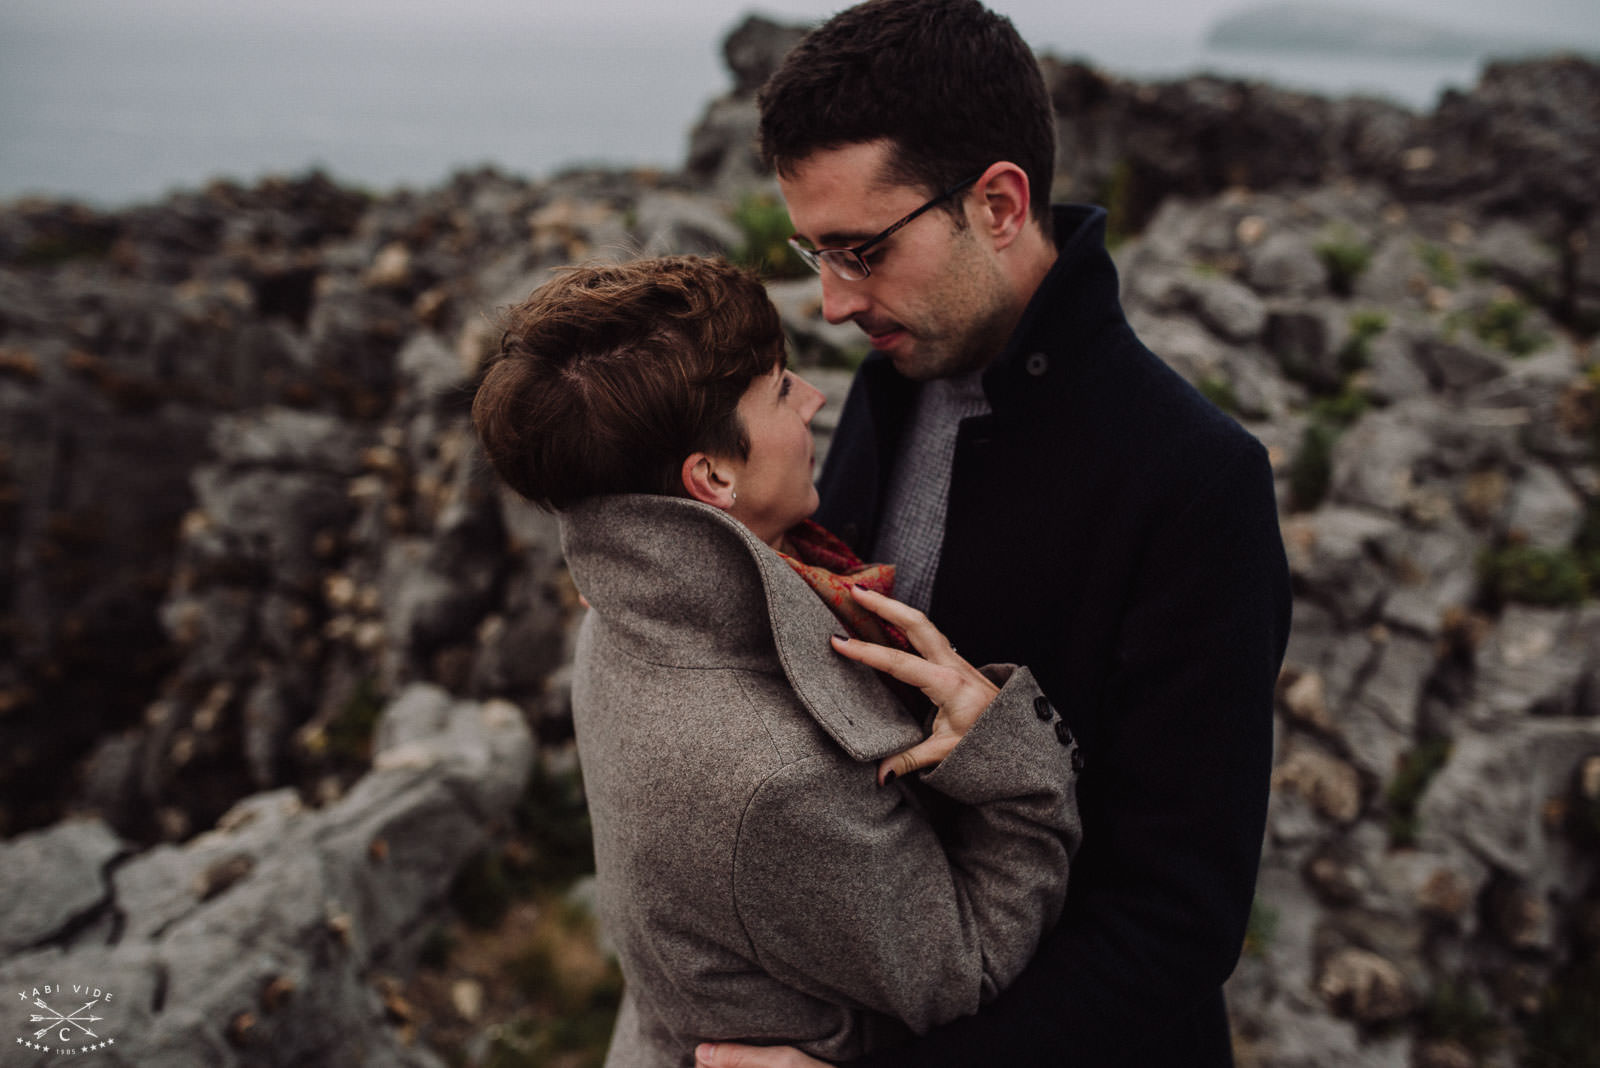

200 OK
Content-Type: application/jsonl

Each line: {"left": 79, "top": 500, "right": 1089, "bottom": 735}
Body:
{"left": 681, "top": 452, "right": 734, "bottom": 508}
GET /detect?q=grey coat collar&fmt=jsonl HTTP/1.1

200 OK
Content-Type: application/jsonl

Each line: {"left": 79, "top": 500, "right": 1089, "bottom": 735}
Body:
{"left": 559, "top": 495, "right": 924, "bottom": 762}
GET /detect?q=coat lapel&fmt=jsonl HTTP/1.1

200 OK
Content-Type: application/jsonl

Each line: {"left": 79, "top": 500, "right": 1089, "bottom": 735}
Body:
{"left": 561, "top": 495, "right": 924, "bottom": 762}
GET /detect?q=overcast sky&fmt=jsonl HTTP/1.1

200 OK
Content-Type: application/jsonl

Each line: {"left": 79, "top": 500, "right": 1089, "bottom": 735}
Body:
{"left": 13, "top": 0, "right": 1598, "bottom": 41}
{"left": 3, "top": 0, "right": 1594, "bottom": 203}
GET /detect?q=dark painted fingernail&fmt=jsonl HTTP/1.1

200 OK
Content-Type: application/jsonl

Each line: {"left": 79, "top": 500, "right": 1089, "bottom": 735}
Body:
{"left": 831, "top": 632, "right": 849, "bottom": 644}
{"left": 883, "top": 770, "right": 897, "bottom": 785}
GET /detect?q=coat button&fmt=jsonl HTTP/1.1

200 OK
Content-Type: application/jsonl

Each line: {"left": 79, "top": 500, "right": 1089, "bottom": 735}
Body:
{"left": 1055, "top": 720, "right": 1075, "bottom": 747}
{"left": 1033, "top": 695, "right": 1054, "bottom": 721}
{"left": 1025, "top": 352, "right": 1049, "bottom": 376}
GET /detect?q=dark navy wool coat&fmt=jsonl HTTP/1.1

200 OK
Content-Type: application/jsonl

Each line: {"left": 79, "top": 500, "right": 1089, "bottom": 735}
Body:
{"left": 819, "top": 206, "right": 1293, "bottom": 1068}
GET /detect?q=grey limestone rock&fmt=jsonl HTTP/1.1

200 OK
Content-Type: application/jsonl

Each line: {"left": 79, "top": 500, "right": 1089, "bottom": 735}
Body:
{"left": 1474, "top": 219, "right": 1560, "bottom": 294}
{"left": 1418, "top": 719, "right": 1600, "bottom": 930}
{"left": 1464, "top": 605, "right": 1600, "bottom": 729}
{"left": 635, "top": 191, "right": 746, "bottom": 260}
{"left": 1180, "top": 272, "right": 1269, "bottom": 341}
{"left": 1329, "top": 406, "right": 1436, "bottom": 513}
{"left": 1362, "top": 323, "right": 1433, "bottom": 405}
{"left": 1412, "top": 334, "right": 1511, "bottom": 394}
{"left": 1282, "top": 507, "right": 1404, "bottom": 626}
{"left": 1503, "top": 462, "right": 1585, "bottom": 549}
{"left": 1247, "top": 230, "right": 1330, "bottom": 297}
{"left": 0, "top": 820, "right": 125, "bottom": 957}
{"left": 0, "top": 685, "right": 529, "bottom": 1067}
{"left": 1263, "top": 304, "right": 1344, "bottom": 390}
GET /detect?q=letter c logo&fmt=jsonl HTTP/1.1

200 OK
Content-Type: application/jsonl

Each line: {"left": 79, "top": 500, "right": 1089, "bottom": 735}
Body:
{"left": 60, "top": 1027, "right": 72, "bottom": 1042}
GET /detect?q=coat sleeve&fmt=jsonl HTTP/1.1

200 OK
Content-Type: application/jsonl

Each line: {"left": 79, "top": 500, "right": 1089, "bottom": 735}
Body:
{"left": 849, "top": 441, "right": 1290, "bottom": 1067}
{"left": 731, "top": 666, "right": 1082, "bottom": 1039}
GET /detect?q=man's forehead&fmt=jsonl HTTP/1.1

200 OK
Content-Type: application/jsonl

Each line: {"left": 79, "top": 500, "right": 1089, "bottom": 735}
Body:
{"left": 780, "top": 142, "right": 926, "bottom": 242}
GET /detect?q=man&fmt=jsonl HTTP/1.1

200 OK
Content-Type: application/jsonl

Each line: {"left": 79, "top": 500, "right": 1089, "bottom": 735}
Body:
{"left": 698, "top": 1, "right": 1291, "bottom": 1066}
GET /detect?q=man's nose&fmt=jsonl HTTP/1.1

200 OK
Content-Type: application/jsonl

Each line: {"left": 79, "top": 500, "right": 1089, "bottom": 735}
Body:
{"left": 820, "top": 270, "right": 870, "bottom": 325}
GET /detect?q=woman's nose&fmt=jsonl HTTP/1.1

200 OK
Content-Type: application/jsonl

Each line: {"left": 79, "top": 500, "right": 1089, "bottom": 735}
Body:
{"left": 795, "top": 375, "right": 826, "bottom": 423}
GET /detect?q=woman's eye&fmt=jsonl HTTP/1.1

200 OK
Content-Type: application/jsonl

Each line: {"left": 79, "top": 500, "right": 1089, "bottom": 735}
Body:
{"left": 779, "top": 373, "right": 793, "bottom": 397}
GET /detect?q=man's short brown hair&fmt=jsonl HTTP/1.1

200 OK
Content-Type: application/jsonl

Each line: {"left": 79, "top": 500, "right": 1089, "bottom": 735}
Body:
{"left": 473, "top": 256, "right": 784, "bottom": 510}
{"left": 757, "top": 0, "right": 1056, "bottom": 234}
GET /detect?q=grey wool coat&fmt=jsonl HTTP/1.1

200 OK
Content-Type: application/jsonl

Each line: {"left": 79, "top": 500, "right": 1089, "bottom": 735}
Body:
{"left": 559, "top": 494, "right": 1083, "bottom": 1067}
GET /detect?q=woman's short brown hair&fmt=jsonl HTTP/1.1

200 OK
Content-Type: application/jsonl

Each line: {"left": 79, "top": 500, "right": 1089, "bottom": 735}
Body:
{"left": 472, "top": 256, "right": 784, "bottom": 510}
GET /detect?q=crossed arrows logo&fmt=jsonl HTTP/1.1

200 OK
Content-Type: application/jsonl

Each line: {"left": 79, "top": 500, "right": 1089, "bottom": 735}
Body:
{"left": 28, "top": 996, "right": 103, "bottom": 1042}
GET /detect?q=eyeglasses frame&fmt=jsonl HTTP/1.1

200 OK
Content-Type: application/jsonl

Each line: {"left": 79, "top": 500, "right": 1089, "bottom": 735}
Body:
{"left": 787, "top": 170, "right": 987, "bottom": 281}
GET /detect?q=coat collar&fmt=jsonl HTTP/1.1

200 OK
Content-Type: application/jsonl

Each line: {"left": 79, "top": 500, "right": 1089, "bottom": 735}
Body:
{"left": 980, "top": 203, "right": 1125, "bottom": 414}
{"left": 560, "top": 495, "right": 924, "bottom": 762}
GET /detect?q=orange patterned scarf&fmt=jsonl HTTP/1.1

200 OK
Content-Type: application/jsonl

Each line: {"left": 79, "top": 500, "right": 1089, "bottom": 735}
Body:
{"left": 778, "top": 520, "right": 911, "bottom": 651}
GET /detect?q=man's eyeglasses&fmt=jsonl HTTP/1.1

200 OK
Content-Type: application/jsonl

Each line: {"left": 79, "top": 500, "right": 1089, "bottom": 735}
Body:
{"left": 787, "top": 171, "right": 984, "bottom": 282}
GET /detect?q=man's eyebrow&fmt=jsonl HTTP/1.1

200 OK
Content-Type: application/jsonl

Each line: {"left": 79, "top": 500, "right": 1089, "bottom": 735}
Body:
{"left": 810, "top": 227, "right": 877, "bottom": 248}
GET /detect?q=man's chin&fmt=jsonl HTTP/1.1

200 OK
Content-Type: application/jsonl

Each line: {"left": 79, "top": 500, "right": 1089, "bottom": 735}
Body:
{"left": 885, "top": 347, "right": 950, "bottom": 382}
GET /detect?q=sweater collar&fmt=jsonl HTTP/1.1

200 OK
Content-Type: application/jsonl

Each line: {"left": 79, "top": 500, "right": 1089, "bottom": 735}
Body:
{"left": 559, "top": 495, "right": 924, "bottom": 761}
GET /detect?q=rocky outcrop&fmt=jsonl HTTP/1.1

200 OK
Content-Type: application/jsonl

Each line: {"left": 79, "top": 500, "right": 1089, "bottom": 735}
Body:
{"left": 686, "top": 23, "right": 1599, "bottom": 329}
{"left": 0, "top": 683, "right": 531, "bottom": 1066}
{"left": 0, "top": 20, "right": 1596, "bottom": 1068}
{"left": 1117, "top": 180, "right": 1599, "bottom": 1068}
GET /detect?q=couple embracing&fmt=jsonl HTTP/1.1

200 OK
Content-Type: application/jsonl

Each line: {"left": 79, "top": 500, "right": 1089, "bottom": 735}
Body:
{"left": 472, "top": 1, "right": 1292, "bottom": 1065}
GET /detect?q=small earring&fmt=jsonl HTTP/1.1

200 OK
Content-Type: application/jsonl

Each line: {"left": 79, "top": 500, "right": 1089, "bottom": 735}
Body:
{"left": 731, "top": 490, "right": 738, "bottom": 503}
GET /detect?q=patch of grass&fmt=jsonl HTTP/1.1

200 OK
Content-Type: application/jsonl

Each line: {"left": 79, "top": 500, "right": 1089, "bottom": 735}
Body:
{"left": 451, "top": 849, "right": 514, "bottom": 929}
{"left": 1316, "top": 233, "right": 1373, "bottom": 297}
{"left": 1289, "top": 420, "right": 1340, "bottom": 512}
{"left": 1523, "top": 959, "right": 1600, "bottom": 1068}
{"left": 325, "top": 676, "right": 384, "bottom": 762}
{"left": 1287, "top": 382, "right": 1373, "bottom": 512}
{"left": 1386, "top": 737, "right": 1452, "bottom": 847}
{"left": 1197, "top": 375, "right": 1240, "bottom": 416}
{"left": 1470, "top": 295, "right": 1549, "bottom": 356}
{"left": 515, "top": 762, "right": 597, "bottom": 892}
{"left": 731, "top": 194, "right": 806, "bottom": 279}
{"left": 1337, "top": 310, "right": 1389, "bottom": 374}
{"left": 1479, "top": 544, "right": 1590, "bottom": 607}
{"left": 1243, "top": 897, "right": 1279, "bottom": 958}
{"left": 1309, "top": 385, "right": 1371, "bottom": 428}
{"left": 1577, "top": 497, "right": 1600, "bottom": 587}
{"left": 448, "top": 760, "right": 596, "bottom": 933}
{"left": 1418, "top": 242, "right": 1460, "bottom": 288}
{"left": 16, "top": 227, "right": 117, "bottom": 267}
{"left": 1421, "top": 976, "right": 1501, "bottom": 1053}
{"left": 1096, "top": 158, "right": 1135, "bottom": 249}
{"left": 418, "top": 924, "right": 458, "bottom": 969}
{"left": 817, "top": 343, "right": 871, "bottom": 373}
{"left": 489, "top": 896, "right": 623, "bottom": 1068}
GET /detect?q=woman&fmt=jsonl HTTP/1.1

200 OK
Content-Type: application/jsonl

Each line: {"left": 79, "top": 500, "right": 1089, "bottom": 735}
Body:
{"left": 472, "top": 256, "right": 1080, "bottom": 1066}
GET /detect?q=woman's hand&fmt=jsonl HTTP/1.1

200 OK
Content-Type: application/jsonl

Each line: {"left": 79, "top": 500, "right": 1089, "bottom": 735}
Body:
{"left": 830, "top": 585, "right": 999, "bottom": 784}
{"left": 696, "top": 1042, "right": 828, "bottom": 1067}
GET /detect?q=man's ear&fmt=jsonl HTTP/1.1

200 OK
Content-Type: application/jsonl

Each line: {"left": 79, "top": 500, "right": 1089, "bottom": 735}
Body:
{"left": 974, "top": 162, "right": 1032, "bottom": 250}
{"left": 681, "top": 452, "right": 734, "bottom": 507}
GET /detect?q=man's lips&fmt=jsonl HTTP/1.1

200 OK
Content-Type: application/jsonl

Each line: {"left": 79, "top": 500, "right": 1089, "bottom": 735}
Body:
{"left": 861, "top": 323, "right": 906, "bottom": 348}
